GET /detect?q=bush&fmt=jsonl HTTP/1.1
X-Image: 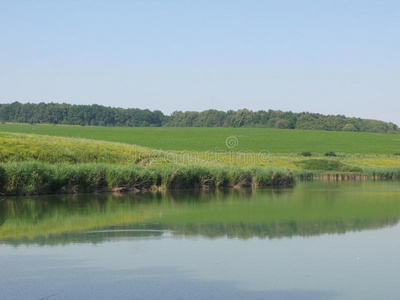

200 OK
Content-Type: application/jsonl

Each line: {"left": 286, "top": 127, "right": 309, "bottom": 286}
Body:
{"left": 300, "top": 152, "right": 312, "bottom": 157}
{"left": 324, "top": 152, "right": 337, "bottom": 157}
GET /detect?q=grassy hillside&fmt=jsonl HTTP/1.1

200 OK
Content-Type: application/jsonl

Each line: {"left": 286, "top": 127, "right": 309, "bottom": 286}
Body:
{"left": 1, "top": 132, "right": 400, "bottom": 170}
{"left": 0, "top": 131, "right": 400, "bottom": 171}
{"left": 0, "top": 123, "right": 400, "bottom": 154}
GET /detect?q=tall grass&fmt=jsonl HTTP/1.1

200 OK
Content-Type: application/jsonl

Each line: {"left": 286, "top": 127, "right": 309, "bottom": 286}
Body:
{"left": 364, "top": 168, "right": 400, "bottom": 179}
{"left": 1, "top": 162, "right": 399, "bottom": 196}
{"left": 0, "top": 162, "right": 295, "bottom": 195}
{"left": 293, "top": 168, "right": 400, "bottom": 181}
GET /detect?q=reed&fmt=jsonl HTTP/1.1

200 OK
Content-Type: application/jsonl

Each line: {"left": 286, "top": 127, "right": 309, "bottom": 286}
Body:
{"left": 294, "top": 168, "right": 400, "bottom": 181}
{"left": 0, "top": 162, "right": 295, "bottom": 195}
{"left": 363, "top": 167, "right": 400, "bottom": 179}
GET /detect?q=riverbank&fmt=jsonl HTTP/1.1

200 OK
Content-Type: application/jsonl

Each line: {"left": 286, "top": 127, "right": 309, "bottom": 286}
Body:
{"left": 1, "top": 161, "right": 400, "bottom": 196}
{"left": 1, "top": 132, "right": 400, "bottom": 196}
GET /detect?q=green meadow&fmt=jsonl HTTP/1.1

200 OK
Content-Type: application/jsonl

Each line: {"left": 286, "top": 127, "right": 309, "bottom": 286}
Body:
{"left": 1, "top": 131, "right": 400, "bottom": 170}
{"left": 1, "top": 123, "right": 400, "bottom": 154}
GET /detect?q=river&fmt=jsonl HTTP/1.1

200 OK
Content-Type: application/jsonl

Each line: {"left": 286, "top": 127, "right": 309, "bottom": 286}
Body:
{"left": 1, "top": 181, "right": 400, "bottom": 299}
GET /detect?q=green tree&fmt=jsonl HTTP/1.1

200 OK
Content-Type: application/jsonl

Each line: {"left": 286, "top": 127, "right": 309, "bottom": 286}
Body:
{"left": 343, "top": 123, "right": 357, "bottom": 131}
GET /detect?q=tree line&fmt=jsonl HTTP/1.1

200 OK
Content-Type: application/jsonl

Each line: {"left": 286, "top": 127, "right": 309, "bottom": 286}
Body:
{"left": 0, "top": 102, "right": 398, "bottom": 134}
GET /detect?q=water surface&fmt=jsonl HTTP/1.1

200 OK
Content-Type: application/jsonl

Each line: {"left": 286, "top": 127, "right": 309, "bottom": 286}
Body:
{"left": 1, "top": 181, "right": 400, "bottom": 299}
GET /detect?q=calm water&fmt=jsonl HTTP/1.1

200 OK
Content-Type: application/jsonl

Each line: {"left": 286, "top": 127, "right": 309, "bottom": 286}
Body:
{"left": 1, "top": 181, "right": 400, "bottom": 300}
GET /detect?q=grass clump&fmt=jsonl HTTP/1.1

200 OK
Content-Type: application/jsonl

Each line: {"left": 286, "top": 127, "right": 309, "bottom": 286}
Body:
{"left": 163, "top": 166, "right": 216, "bottom": 189}
{"left": 250, "top": 167, "right": 295, "bottom": 187}
{"left": 4, "top": 161, "right": 54, "bottom": 194}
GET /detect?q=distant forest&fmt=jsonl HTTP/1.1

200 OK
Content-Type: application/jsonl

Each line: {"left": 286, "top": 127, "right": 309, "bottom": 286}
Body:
{"left": 0, "top": 102, "right": 398, "bottom": 134}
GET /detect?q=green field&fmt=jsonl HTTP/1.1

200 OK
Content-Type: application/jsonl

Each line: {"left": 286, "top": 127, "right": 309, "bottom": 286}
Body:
{"left": 1, "top": 123, "right": 400, "bottom": 154}
{"left": 1, "top": 128, "right": 400, "bottom": 170}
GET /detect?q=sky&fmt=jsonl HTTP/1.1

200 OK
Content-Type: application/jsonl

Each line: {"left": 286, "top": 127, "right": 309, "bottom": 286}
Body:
{"left": 0, "top": 0, "right": 399, "bottom": 124}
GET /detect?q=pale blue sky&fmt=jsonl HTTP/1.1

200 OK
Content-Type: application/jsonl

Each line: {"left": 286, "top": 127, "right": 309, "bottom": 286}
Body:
{"left": 1, "top": 0, "right": 399, "bottom": 124}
